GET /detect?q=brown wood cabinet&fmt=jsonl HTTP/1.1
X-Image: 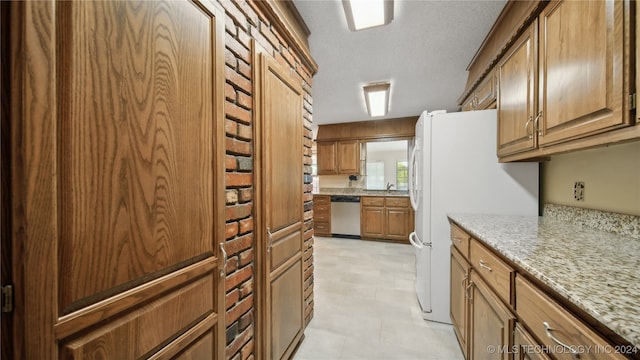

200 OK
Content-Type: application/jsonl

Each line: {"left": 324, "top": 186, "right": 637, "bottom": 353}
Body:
{"left": 449, "top": 222, "right": 633, "bottom": 360}
{"left": 462, "top": 70, "right": 497, "bottom": 111}
{"left": 360, "top": 196, "right": 413, "bottom": 243}
{"left": 496, "top": 0, "right": 635, "bottom": 160}
{"left": 316, "top": 140, "right": 363, "bottom": 175}
{"left": 313, "top": 195, "right": 332, "bottom": 236}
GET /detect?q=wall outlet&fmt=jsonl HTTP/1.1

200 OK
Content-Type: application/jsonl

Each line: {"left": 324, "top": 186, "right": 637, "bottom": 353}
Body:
{"left": 574, "top": 181, "right": 585, "bottom": 201}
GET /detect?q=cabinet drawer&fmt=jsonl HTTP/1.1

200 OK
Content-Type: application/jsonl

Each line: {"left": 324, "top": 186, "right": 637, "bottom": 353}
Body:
{"left": 313, "top": 195, "right": 331, "bottom": 205}
{"left": 515, "top": 276, "right": 627, "bottom": 360}
{"left": 361, "top": 197, "right": 384, "bottom": 206}
{"left": 314, "top": 213, "right": 330, "bottom": 222}
{"left": 385, "top": 197, "right": 410, "bottom": 207}
{"left": 314, "top": 222, "right": 331, "bottom": 235}
{"left": 314, "top": 204, "right": 330, "bottom": 214}
{"left": 450, "top": 223, "right": 471, "bottom": 259}
{"left": 470, "top": 239, "right": 513, "bottom": 305}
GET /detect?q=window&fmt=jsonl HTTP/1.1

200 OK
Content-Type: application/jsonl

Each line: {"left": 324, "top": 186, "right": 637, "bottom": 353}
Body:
{"left": 396, "top": 161, "right": 408, "bottom": 190}
{"left": 311, "top": 146, "right": 319, "bottom": 192}
{"left": 366, "top": 161, "right": 385, "bottom": 189}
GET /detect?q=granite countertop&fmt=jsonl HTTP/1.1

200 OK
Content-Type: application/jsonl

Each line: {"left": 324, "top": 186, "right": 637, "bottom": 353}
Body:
{"left": 447, "top": 213, "right": 640, "bottom": 348}
{"left": 313, "top": 188, "right": 409, "bottom": 197}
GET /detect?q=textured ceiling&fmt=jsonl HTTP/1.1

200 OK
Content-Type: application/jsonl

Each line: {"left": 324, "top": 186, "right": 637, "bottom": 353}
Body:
{"left": 293, "top": 0, "right": 507, "bottom": 127}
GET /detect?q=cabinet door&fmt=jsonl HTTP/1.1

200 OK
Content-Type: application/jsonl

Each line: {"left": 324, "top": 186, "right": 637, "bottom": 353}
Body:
{"left": 451, "top": 247, "right": 470, "bottom": 359}
{"left": 317, "top": 141, "right": 337, "bottom": 175}
{"left": 513, "top": 323, "right": 552, "bottom": 360}
{"left": 337, "top": 140, "right": 360, "bottom": 174}
{"left": 497, "top": 21, "right": 538, "bottom": 157}
{"left": 476, "top": 71, "right": 497, "bottom": 110}
{"left": 361, "top": 206, "right": 385, "bottom": 238}
{"left": 469, "top": 272, "right": 515, "bottom": 360}
{"left": 385, "top": 207, "right": 412, "bottom": 242}
{"left": 539, "top": 0, "right": 631, "bottom": 146}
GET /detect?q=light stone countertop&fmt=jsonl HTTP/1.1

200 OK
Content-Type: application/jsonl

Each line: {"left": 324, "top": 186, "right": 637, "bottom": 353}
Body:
{"left": 447, "top": 213, "right": 640, "bottom": 349}
{"left": 313, "top": 188, "right": 409, "bottom": 197}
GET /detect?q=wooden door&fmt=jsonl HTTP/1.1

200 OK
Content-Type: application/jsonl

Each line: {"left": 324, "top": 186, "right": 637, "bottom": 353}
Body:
{"left": 513, "top": 323, "right": 552, "bottom": 360}
{"left": 4, "top": 0, "right": 226, "bottom": 358}
{"left": 469, "top": 272, "right": 515, "bottom": 360}
{"left": 538, "top": 0, "right": 632, "bottom": 146}
{"left": 257, "top": 54, "right": 305, "bottom": 360}
{"left": 450, "top": 247, "right": 470, "bottom": 359}
{"left": 497, "top": 20, "right": 538, "bottom": 157}
{"left": 316, "top": 141, "right": 337, "bottom": 175}
{"left": 361, "top": 206, "right": 385, "bottom": 239}
{"left": 336, "top": 140, "right": 360, "bottom": 174}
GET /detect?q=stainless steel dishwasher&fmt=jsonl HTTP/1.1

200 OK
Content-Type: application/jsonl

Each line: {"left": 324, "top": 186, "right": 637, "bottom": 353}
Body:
{"left": 330, "top": 195, "right": 361, "bottom": 238}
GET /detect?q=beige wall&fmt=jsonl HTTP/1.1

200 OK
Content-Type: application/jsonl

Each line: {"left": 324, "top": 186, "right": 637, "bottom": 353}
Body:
{"left": 542, "top": 141, "right": 640, "bottom": 216}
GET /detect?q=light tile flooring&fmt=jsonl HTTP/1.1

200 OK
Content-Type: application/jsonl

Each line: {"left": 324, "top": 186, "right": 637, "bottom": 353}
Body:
{"left": 293, "top": 237, "right": 464, "bottom": 360}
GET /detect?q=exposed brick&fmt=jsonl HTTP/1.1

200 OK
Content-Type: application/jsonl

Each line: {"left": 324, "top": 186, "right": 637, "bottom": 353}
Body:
{"left": 239, "top": 248, "right": 253, "bottom": 266}
{"left": 250, "top": 26, "right": 274, "bottom": 57}
{"left": 226, "top": 155, "right": 238, "bottom": 172}
{"left": 226, "top": 203, "right": 253, "bottom": 222}
{"left": 239, "top": 311, "right": 253, "bottom": 331}
{"left": 239, "top": 188, "right": 253, "bottom": 202}
{"left": 226, "top": 119, "right": 238, "bottom": 136}
{"left": 260, "top": 24, "right": 280, "bottom": 49}
{"left": 226, "top": 101, "right": 252, "bottom": 124}
{"left": 237, "top": 91, "right": 252, "bottom": 110}
{"left": 240, "top": 279, "right": 253, "bottom": 297}
{"left": 237, "top": 28, "right": 253, "bottom": 49}
{"left": 226, "top": 66, "right": 252, "bottom": 94}
{"left": 226, "top": 83, "right": 237, "bottom": 102}
{"left": 239, "top": 217, "right": 254, "bottom": 234}
{"left": 225, "top": 14, "right": 238, "bottom": 36}
{"left": 237, "top": 156, "right": 253, "bottom": 171}
{"left": 225, "top": 48, "right": 237, "bottom": 68}
{"left": 236, "top": 0, "right": 259, "bottom": 27}
{"left": 220, "top": 1, "right": 249, "bottom": 32}
{"left": 226, "top": 233, "right": 253, "bottom": 255}
{"left": 226, "top": 222, "right": 239, "bottom": 239}
{"left": 226, "top": 173, "right": 252, "bottom": 187}
{"left": 241, "top": 339, "right": 254, "bottom": 360}
{"left": 247, "top": 1, "right": 270, "bottom": 26}
{"left": 226, "top": 321, "right": 238, "bottom": 344}
{"left": 226, "top": 288, "right": 239, "bottom": 310}
{"left": 226, "top": 138, "right": 251, "bottom": 156}
{"left": 226, "top": 255, "right": 239, "bottom": 273}
{"left": 226, "top": 32, "right": 251, "bottom": 64}
{"left": 226, "top": 293, "right": 254, "bottom": 324}
{"left": 226, "top": 265, "right": 253, "bottom": 292}
{"left": 226, "top": 324, "right": 253, "bottom": 359}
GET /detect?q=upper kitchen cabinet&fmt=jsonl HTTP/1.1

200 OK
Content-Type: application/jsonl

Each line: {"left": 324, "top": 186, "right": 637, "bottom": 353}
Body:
{"left": 462, "top": 0, "right": 640, "bottom": 162}
{"left": 497, "top": 21, "right": 538, "bottom": 157}
{"left": 461, "top": 69, "right": 497, "bottom": 111}
{"left": 537, "top": 0, "right": 632, "bottom": 146}
{"left": 316, "top": 140, "right": 363, "bottom": 175}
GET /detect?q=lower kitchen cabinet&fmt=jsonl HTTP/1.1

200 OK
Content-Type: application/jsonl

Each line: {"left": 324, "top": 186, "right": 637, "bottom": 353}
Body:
{"left": 513, "top": 323, "right": 552, "bottom": 360}
{"left": 313, "top": 195, "right": 331, "bottom": 236}
{"left": 451, "top": 246, "right": 471, "bottom": 359}
{"left": 360, "top": 196, "right": 413, "bottom": 243}
{"left": 469, "top": 271, "right": 515, "bottom": 360}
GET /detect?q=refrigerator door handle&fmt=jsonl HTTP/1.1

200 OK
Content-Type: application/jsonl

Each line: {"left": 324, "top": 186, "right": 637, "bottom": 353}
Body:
{"left": 409, "top": 231, "right": 430, "bottom": 249}
{"left": 408, "top": 145, "right": 419, "bottom": 211}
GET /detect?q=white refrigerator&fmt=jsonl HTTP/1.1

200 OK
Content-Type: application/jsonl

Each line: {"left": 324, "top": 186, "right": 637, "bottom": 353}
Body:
{"left": 408, "top": 109, "right": 538, "bottom": 324}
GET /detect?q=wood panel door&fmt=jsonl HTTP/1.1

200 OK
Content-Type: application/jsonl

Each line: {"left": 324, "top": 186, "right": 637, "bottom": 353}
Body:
{"left": 256, "top": 54, "right": 305, "bottom": 360}
{"left": 4, "top": 0, "right": 226, "bottom": 358}
{"left": 538, "top": 0, "right": 632, "bottom": 146}
{"left": 497, "top": 20, "right": 539, "bottom": 157}
{"left": 361, "top": 206, "right": 385, "bottom": 239}
{"left": 336, "top": 140, "right": 360, "bottom": 174}
{"left": 450, "top": 247, "right": 470, "bottom": 360}
{"left": 385, "top": 207, "right": 412, "bottom": 242}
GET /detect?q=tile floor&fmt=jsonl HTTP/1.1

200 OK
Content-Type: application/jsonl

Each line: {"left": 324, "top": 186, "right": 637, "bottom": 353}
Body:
{"left": 293, "top": 236, "right": 464, "bottom": 360}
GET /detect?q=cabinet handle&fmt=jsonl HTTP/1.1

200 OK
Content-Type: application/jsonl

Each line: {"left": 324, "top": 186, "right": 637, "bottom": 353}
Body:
{"left": 534, "top": 111, "right": 543, "bottom": 136}
{"left": 478, "top": 260, "right": 493, "bottom": 272}
{"left": 267, "top": 227, "right": 274, "bottom": 253}
{"left": 524, "top": 116, "right": 533, "bottom": 139}
{"left": 461, "top": 272, "right": 468, "bottom": 288}
{"left": 543, "top": 322, "right": 580, "bottom": 358}
{"left": 452, "top": 236, "right": 462, "bottom": 244}
{"left": 465, "top": 281, "right": 474, "bottom": 300}
{"left": 219, "top": 242, "right": 227, "bottom": 277}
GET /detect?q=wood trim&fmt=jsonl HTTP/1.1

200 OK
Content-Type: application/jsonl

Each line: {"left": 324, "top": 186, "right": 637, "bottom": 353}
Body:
{"left": 315, "top": 116, "right": 418, "bottom": 141}
{"left": 253, "top": 0, "right": 318, "bottom": 75}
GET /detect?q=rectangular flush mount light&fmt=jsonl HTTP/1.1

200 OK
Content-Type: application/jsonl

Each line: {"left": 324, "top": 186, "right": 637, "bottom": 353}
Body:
{"left": 342, "top": 0, "right": 394, "bottom": 31}
{"left": 364, "top": 83, "right": 390, "bottom": 117}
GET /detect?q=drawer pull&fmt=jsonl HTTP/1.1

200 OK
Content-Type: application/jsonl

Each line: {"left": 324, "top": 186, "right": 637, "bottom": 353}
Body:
{"left": 267, "top": 227, "right": 273, "bottom": 253}
{"left": 452, "top": 236, "right": 462, "bottom": 244}
{"left": 478, "top": 260, "right": 493, "bottom": 272}
{"left": 543, "top": 322, "right": 580, "bottom": 358}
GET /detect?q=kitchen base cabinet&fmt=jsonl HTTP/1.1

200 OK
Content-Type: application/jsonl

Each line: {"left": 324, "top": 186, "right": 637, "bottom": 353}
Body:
{"left": 451, "top": 246, "right": 471, "bottom": 359}
{"left": 513, "top": 323, "right": 552, "bottom": 360}
{"left": 313, "top": 195, "right": 331, "bottom": 236}
{"left": 469, "top": 271, "right": 515, "bottom": 360}
{"left": 360, "top": 196, "right": 413, "bottom": 243}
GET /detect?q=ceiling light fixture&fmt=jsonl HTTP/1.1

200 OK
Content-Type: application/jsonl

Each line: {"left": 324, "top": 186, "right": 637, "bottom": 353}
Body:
{"left": 363, "top": 82, "right": 390, "bottom": 117}
{"left": 342, "top": 0, "right": 394, "bottom": 31}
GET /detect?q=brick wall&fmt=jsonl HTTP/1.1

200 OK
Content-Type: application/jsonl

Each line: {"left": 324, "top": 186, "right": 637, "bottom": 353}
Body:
{"left": 219, "top": 1, "right": 315, "bottom": 359}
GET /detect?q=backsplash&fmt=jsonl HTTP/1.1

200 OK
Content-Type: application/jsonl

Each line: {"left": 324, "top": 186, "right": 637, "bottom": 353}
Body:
{"left": 543, "top": 203, "right": 640, "bottom": 240}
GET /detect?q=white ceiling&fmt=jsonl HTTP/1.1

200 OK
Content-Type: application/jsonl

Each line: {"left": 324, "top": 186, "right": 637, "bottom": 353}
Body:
{"left": 293, "top": 0, "right": 507, "bottom": 127}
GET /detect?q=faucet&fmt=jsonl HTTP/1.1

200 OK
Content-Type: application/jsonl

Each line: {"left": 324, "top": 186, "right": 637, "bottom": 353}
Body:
{"left": 386, "top": 182, "right": 394, "bottom": 192}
